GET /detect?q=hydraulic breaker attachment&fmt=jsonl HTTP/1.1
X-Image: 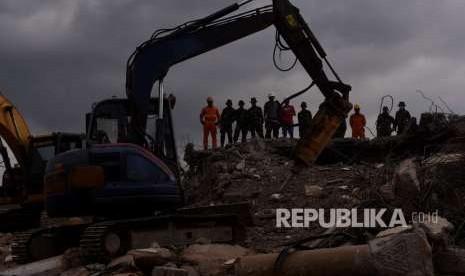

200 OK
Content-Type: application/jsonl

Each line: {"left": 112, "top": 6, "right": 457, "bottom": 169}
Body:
{"left": 295, "top": 95, "right": 352, "bottom": 165}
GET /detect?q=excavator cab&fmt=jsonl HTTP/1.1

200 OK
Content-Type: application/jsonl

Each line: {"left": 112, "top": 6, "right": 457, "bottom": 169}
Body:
{"left": 86, "top": 97, "right": 179, "bottom": 176}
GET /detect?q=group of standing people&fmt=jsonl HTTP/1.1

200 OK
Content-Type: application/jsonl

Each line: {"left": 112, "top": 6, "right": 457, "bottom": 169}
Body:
{"left": 200, "top": 93, "right": 313, "bottom": 150}
{"left": 348, "top": 101, "right": 412, "bottom": 139}
{"left": 200, "top": 94, "right": 413, "bottom": 149}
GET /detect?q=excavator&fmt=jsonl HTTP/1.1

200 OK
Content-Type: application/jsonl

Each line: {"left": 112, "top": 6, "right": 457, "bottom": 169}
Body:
{"left": 0, "top": 93, "right": 83, "bottom": 231}
{"left": 12, "top": 0, "right": 352, "bottom": 262}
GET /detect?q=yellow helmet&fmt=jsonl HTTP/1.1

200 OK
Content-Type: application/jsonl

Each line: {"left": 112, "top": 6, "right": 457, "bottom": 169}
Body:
{"left": 354, "top": 103, "right": 360, "bottom": 110}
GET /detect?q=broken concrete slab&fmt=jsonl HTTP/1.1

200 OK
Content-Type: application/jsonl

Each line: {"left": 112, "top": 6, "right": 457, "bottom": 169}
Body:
{"left": 107, "top": 254, "right": 136, "bottom": 269}
{"left": 393, "top": 158, "right": 421, "bottom": 193}
{"left": 0, "top": 255, "right": 63, "bottom": 276}
{"left": 304, "top": 185, "right": 322, "bottom": 198}
{"left": 417, "top": 215, "right": 454, "bottom": 242}
{"left": 376, "top": 225, "right": 413, "bottom": 238}
{"left": 181, "top": 244, "right": 250, "bottom": 276}
{"left": 126, "top": 248, "right": 176, "bottom": 269}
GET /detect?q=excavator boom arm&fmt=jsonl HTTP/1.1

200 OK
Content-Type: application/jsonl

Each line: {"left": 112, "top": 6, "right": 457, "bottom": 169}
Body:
{"left": 0, "top": 93, "right": 31, "bottom": 167}
{"left": 126, "top": 0, "right": 353, "bottom": 164}
{"left": 126, "top": 7, "right": 275, "bottom": 114}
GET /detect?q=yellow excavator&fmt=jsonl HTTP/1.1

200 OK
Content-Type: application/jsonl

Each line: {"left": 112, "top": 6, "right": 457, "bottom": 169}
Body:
{"left": 0, "top": 92, "right": 83, "bottom": 231}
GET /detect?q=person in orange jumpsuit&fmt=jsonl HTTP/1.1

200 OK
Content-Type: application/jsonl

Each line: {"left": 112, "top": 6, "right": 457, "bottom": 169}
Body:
{"left": 200, "top": 97, "right": 221, "bottom": 150}
{"left": 349, "top": 104, "right": 366, "bottom": 140}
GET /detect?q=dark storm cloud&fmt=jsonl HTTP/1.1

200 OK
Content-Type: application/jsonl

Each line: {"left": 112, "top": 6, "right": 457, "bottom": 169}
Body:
{"left": 0, "top": 0, "right": 465, "bottom": 147}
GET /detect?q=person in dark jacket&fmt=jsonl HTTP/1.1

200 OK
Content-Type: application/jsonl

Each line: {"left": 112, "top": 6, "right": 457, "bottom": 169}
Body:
{"left": 219, "top": 99, "right": 235, "bottom": 147}
{"left": 248, "top": 97, "right": 264, "bottom": 138}
{"left": 395, "top": 101, "right": 411, "bottom": 135}
{"left": 264, "top": 92, "right": 281, "bottom": 139}
{"left": 333, "top": 118, "right": 347, "bottom": 138}
{"left": 297, "top": 101, "right": 312, "bottom": 138}
{"left": 376, "top": 106, "right": 395, "bottom": 137}
{"left": 233, "top": 100, "right": 248, "bottom": 143}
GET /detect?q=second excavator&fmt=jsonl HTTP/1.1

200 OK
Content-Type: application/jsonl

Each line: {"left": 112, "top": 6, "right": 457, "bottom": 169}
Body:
{"left": 13, "top": 0, "right": 352, "bottom": 262}
{"left": 0, "top": 93, "right": 83, "bottom": 231}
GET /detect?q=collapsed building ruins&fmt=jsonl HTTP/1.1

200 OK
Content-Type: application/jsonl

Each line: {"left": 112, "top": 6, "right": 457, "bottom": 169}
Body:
{"left": 0, "top": 113, "right": 465, "bottom": 275}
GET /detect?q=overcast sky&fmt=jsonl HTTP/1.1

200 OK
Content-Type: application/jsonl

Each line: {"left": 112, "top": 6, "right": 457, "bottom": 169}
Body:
{"left": 1, "top": 0, "right": 464, "bottom": 148}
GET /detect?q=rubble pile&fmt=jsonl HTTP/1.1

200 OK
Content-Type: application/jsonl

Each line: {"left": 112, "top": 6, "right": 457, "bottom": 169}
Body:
{"left": 183, "top": 137, "right": 465, "bottom": 251}
{"left": 5, "top": 117, "right": 465, "bottom": 275}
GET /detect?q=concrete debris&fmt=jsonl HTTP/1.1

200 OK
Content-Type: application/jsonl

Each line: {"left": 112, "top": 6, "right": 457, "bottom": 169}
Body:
{"left": 0, "top": 256, "right": 63, "bottom": 276}
{"left": 107, "top": 254, "right": 136, "bottom": 269}
{"left": 193, "top": 237, "right": 211, "bottom": 245}
{"left": 235, "top": 159, "right": 246, "bottom": 171}
{"left": 151, "top": 267, "right": 187, "bottom": 276}
{"left": 418, "top": 215, "right": 454, "bottom": 242}
{"left": 304, "top": 184, "right": 323, "bottom": 198}
{"left": 269, "top": 193, "right": 283, "bottom": 201}
{"left": 394, "top": 158, "right": 421, "bottom": 191}
{"left": 376, "top": 226, "right": 413, "bottom": 238}
{"left": 61, "top": 248, "right": 83, "bottom": 271}
{"left": 379, "top": 183, "right": 395, "bottom": 200}
{"left": 60, "top": 266, "right": 89, "bottom": 276}
{"left": 179, "top": 265, "right": 199, "bottom": 276}
{"left": 127, "top": 248, "right": 177, "bottom": 269}
{"left": 180, "top": 244, "right": 250, "bottom": 276}
{"left": 182, "top": 138, "right": 465, "bottom": 254}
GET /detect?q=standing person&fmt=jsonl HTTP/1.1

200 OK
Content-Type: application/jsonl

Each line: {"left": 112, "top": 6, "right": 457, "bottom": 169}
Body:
{"left": 233, "top": 100, "right": 248, "bottom": 143}
{"left": 248, "top": 97, "right": 264, "bottom": 138}
{"left": 219, "top": 99, "right": 235, "bottom": 147}
{"left": 376, "top": 106, "right": 395, "bottom": 137}
{"left": 297, "top": 101, "right": 312, "bottom": 138}
{"left": 279, "top": 100, "right": 296, "bottom": 138}
{"left": 349, "top": 104, "right": 366, "bottom": 140}
{"left": 200, "top": 97, "right": 220, "bottom": 150}
{"left": 394, "top": 101, "right": 411, "bottom": 135}
{"left": 264, "top": 92, "right": 281, "bottom": 139}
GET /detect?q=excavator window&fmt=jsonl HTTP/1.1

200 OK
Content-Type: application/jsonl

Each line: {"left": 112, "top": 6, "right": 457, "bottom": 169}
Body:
{"left": 126, "top": 153, "right": 169, "bottom": 183}
{"left": 95, "top": 118, "right": 120, "bottom": 143}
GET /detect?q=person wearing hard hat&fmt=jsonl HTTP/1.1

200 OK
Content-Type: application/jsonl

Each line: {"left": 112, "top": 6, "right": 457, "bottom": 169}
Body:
{"left": 394, "top": 101, "right": 411, "bottom": 135}
{"left": 200, "top": 97, "right": 220, "bottom": 150}
{"left": 248, "top": 97, "right": 264, "bottom": 138}
{"left": 376, "top": 106, "right": 395, "bottom": 137}
{"left": 264, "top": 92, "right": 281, "bottom": 139}
{"left": 349, "top": 104, "right": 366, "bottom": 140}
{"left": 233, "top": 100, "right": 248, "bottom": 143}
{"left": 219, "top": 99, "right": 235, "bottom": 147}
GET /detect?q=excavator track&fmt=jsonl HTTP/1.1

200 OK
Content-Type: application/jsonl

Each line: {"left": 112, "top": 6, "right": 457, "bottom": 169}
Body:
{"left": 79, "top": 214, "right": 246, "bottom": 262}
{"left": 13, "top": 205, "right": 250, "bottom": 263}
{"left": 12, "top": 223, "right": 90, "bottom": 264}
{"left": 11, "top": 228, "right": 37, "bottom": 264}
{"left": 80, "top": 222, "right": 129, "bottom": 263}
